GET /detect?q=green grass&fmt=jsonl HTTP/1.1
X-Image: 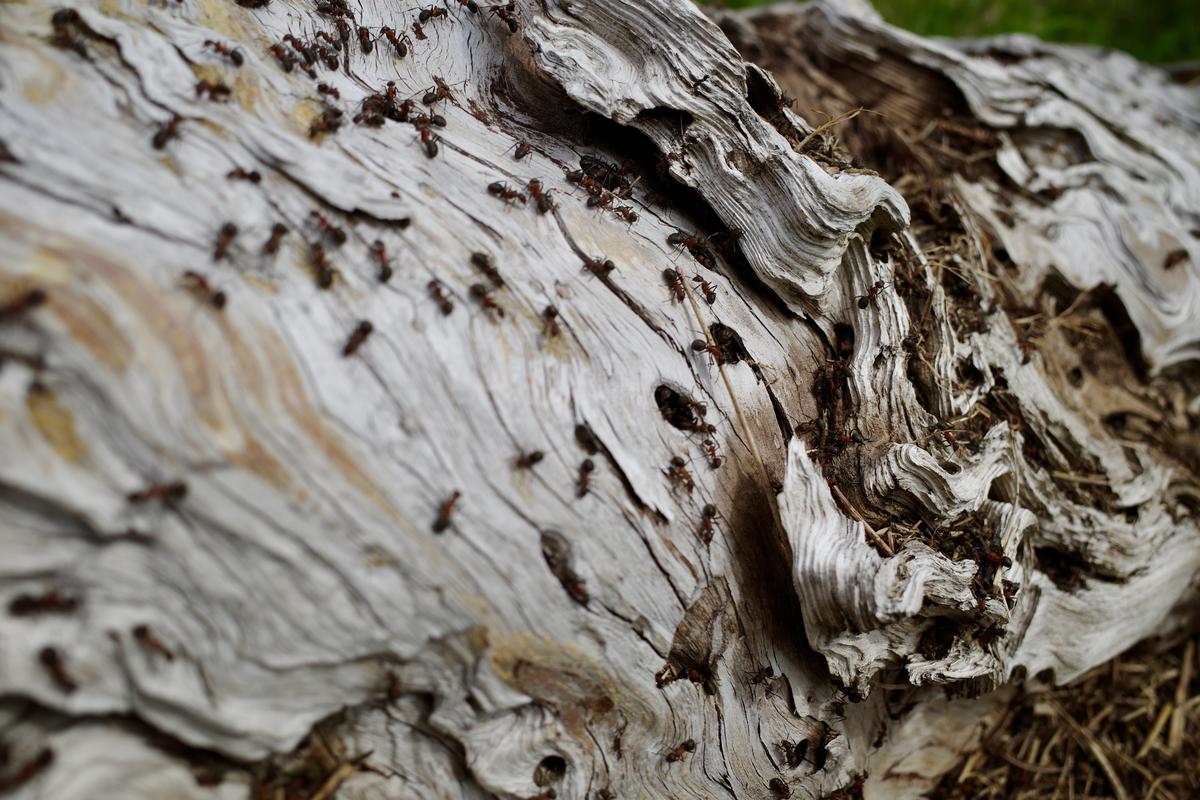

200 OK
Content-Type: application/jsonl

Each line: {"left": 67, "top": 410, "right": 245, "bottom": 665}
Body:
{"left": 717, "top": 0, "right": 1198, "bottom": 63}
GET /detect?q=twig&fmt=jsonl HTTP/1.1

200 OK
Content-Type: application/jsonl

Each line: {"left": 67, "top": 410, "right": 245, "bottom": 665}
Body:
{"left": 831, "top": 484, "right": 893, "bottom": 556}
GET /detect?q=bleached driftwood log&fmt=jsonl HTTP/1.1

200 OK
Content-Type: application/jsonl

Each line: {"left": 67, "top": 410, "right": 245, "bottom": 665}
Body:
{"left": 0, "top": 0, "right": 1197, "bottom": 797}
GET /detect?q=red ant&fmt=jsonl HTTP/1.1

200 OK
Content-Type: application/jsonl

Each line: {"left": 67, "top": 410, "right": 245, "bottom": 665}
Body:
{"left": 39, "top": 647, "right": 77, "bottom": 693}
{"left": 665, "top": 456, "right": 694, "bottom": 494}
{"left": 8, "top": 589, "right": 78, "bottom": 616}
{"left": 614, "top": 206, "right": 638, "bottom": 224}
{"left": 427, "top": 280, "right": 454, "bottom": 314}
{"left": 656, "top": 152, "right": 683, "bottom": 176}
{"left": 133, "top": 624, "right": 175, "bottom": 661}
{"left": 662, "top": 269, "right": 685, "bottom": 302}
{"left": 469, "top": 283, "right": 504, "bottom": 317}
{"left": 336, "top": 19, "right": 351, "bottom": 44}
{"left": 263, "top": 223, "right": 288, "bottom": 255}
{"left": 151, "top": 115, "right": 181, "bottom": 149}
{"left": 269, "top": 42, "right": 296, "bottom": 72}
{"left": 203, "top": 39, "right": 243, "bottom": 66}
{"left": 418, "top": 6, "right": 447, "bottom": 22}
{"left": 356, "top": 26, "right": 373, "bottom": 53}
{"left": 0, "top": 288, "right": 47, "bottom": 320}
{"left": 309, "top": 106, "right": 343, "bottom": 138}
{"left": 309, "top": 210, "right": 346, "bottom": 246}
{"left": 213, "top": 223, "right": 237, "bottom": 261}
{"left": 542, "top": 305, "right": 561, "bottom": 338}
{"left": 456, "top": 0, "right": 479, "bottom": 11}
{"left": 780, "top": 739, "right": 807, "bottom": 769}
{"left": 586, "top": 192, "right": 614, "bottom": 209}
{"left": 582, "top": 257, "right": 616, "bottom": 276}
{"left": 127, "top": 481, "right": 188, "bottom": 504}
{"left": 691, "top": 338, "right": 722, "bottom": 364}
{"left": 577, "top": 458, "right": 595, "bottom": 497}
{"left": 768, "top": 777, "right": 792, "bottom": 798}
{"left": 342, "top": 321, "right": 374, "bottom": 356}
{"left": 181, "top": 271, "right": 227, "bottom": 310}
{"left": 380, "top": 26, "right": 410, "bottom": 57}
{"left": 470, "top": 252, "right": 505, "bottom": 288}
{"left": 311, "top": 243, "right": 335, "bottom": 288}
{"left": 512, "top": 141, "right": 531, "bottom": 159}
{"left": 856, "top": 280, "right": 887, "bottom": 309}
{"left": 371, "top": 241, "right": 392, "bottom": 282}
{"left": 422, "top": 76, "right": 453, "bottom": 105}
{"left": 514, "top": 450, "right": 544, "bottom": 469}
{"left": 665, "top": 739, "right": 696, "bottom": 763}
{"left": 699, "top": 503, "right": 718, "bottom": 543}
{"left": 487, "top": 181, "right": 525, "bottom": 205}
{"left": 692, "top": 275, "right": 717, "bottom": 304}
{"left": 226, "top": 167, "right": 260, "bottom": 182}
{"left": 491, "top": 1, "right": 519, "bottom": 33}
{"left": 195, "top": 80, "right": 231, "bottom": 101}
{"left": 432, "top": 491, "right": 461, "bottom": 533}
{"left": 702, "top": 439, "right": 722, "bottom": 468}
{"left": 527, "top": 179, "right": 555, "bottom": 214}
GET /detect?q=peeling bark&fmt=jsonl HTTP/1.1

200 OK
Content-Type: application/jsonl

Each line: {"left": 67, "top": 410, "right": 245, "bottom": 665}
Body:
{"left": 0, "top": 0, "right": 1198, "bottom": 798}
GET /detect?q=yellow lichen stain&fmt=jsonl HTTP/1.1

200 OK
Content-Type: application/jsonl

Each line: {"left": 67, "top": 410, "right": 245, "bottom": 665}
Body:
{"left": 233, "top": 71, "right": 259, "bottom": 114}
{"left": 195, "top": 0, "right": 240, "bottom": 38}
{"left": 26, "top": 384, "right": 87, "bottom": 463}
{"left": 291, "top": 100, "right": 322, "bottom": 141}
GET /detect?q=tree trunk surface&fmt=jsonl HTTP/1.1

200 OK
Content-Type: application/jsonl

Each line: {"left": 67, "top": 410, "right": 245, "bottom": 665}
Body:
{"left": 1, "top": 0, "right": 1198, "bottom": 797}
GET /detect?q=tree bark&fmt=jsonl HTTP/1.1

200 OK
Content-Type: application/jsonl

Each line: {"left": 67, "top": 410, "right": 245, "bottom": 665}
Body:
{"left": 0, "top": 0, "right": 1197, "bottom": 798}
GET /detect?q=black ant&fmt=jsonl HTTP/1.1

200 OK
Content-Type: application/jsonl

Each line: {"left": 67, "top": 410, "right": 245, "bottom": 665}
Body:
{"left": 469, "top": 283, "right": 504, "bottom": 317}
{"left": 309, "top": 211, "right": 347, "bottom": 246}
{"left": 380, "top": 26, "right": 410, "bottom": 57}
{"left": 487, "top": 181, "right": 525, "bottom": 205}
{"left": 699, "top": 503, "right": 718, "bottom": 543}
{"left": 470, "top": 252, "right": 504, "bottom": 288}
{"left": 577, "top": 458, "right": 594, "bottom": 497}
{"left": 151, "top": 115, "right": 181, "bottom": 149}
{"left": 514, "top": 450, "right": 544, "bottom": 469}
{"left": 356, "top": 26, "right": 373, "bottom": 53}
{"left": 263, "top": 223, "right": 288, "bottom": 255}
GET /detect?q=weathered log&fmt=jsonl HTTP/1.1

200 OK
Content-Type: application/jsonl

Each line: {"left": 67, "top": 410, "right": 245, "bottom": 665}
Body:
{"left": 0, "top": 0, "right": 1197, "bottom": 797}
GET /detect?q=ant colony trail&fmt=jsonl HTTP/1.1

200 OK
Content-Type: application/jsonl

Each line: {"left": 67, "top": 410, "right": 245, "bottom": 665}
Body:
{"left": 1, "top": 0, "right": 1199, "bottom": 798}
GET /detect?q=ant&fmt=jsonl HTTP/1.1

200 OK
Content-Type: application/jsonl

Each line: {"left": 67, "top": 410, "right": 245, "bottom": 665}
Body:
{"left": 691, "top": 338, "right": 723, "bottom": 364}
{"left": 428, "top": 280, "right": 453, "bottom": 314}
{"left": 702, "top": 439, "right": 722, "bottom": 468}
{"left": 151, "top": 115, "right": 181, "bottom": 149}
{"left": 181, "top": 271, "right": 227, "bottom": 310}
{"left": 311, "top": 243, "right": 335, "bottom": 288}
{"left": 195, "top": 79, "right": 231, "bottom": 101}
{"left": 8, "top": 589, "right": 79, "bottom": 616}
{"left": 748, "top": 664, "right": 774, "bottom": 685}
{"left": 341, "top": 320, "right": 374, "bottom": 356}
{"left": 422, "top": 76, "right": 453, "bottom": 105}
{"left": 455, "top": 0, "right": 480, "bottom": 11}
{"left": 356, "top": 26, "right": 373, "bottom": 53}
{"left": 656, "top": 152, "right": 683, "bottom": 176}
{"left": 371, "top": 240, "right": 392, "bottom": 282}
{"left": 576, "top": 458, "right": 594, "bottom": 497}
{"left": 380, "top": 26, "right": 410, "bottom": 57}
{"left": 699, "top": 503, "right": 718, "bottom": 543}
{"left": 269, "top": 42, "right": 296, "bottom": 72}
{"left": 856, "top": 280, "right": 887, "bottom": 309}
{"left": 613, "top": 206, "right": 638, "bottom": 224}
{"left": 127, "top": 481, "right": 188, "bottom": 504}
{"left": 226, "top": 167, "right": 260, "bottom": 183}
{"left": 514, "top": 450, "right": 544, "bottom": 469}
{"left": 491, "top": 1, "right": 519, "bottom": 33}
{"left": 470, "top": 252, "right": 505, "bottom": 288}
{"left": 487, "top": 181, "right": 525, "bottom": 205}
{"left": 665, "top": 456, "right": 693, "bottom": 494}
{"left": 586, "top": 192, "right": 613, "bottom": 210}
{"left": 418, "top": 6, "right": 447, "bottom": 22}
{"left": 50, "top": 9, "right": 89, "bottom": 58}
{"left": 310, "top": 211, "right": 347, "bottom": 246}
{"left": 527, "top": 179, "right": 555, "bottom": 214}
{"left": 309, "top": 106, "right": 343, "bottom": 139}
{"left": 780, "top": 739, "right": 807, "bottom": 769}
{"left": 542, "top": 305, "right": 561, "bottom": 338}
{"left": 692, "top": 275, "right": 717, "bottom": 304}
{"left": 432, "top": 490, "right": 461, "bottom": 532}
{"left": 420, "top": 128, "right": 439, "bottom": 158}
{"left": 336, "top": 19, "right": 351, "bottom": 44}
{"left": 203, "top": 39, "right": 243, "bottom": 66}
{"left": 662, "top": 269, "right": 685, "bottom": 302}
{"left": 213, "top": 223, "right": 237, "bottom": 261}
{"left": 39, "top": 647, "right": 77, "bottom": 693}
{"left": 0, "top": 288, "right": 47, "bottom": 320}
{"left": 132, "top": 624, "right": 175, "bottom": 661}
{"left": 768, "top": 778, "right": 792, "bottom": 798}
{"left": 512, "top": 141, "right": 531, "bottom": 159}
{"left": 665, "top": 739, "right": 696, "bottom": 763}
{"left": 469, "top": 283, "right": 504, "bottom": 317}
{"left": 582, "top": 256, "right": 615, "bottom": 277}
{"left": 263, "top": 223, "right": 288, "bottom": 255}
{"left": 317, "top": 83, "right": 340, "bottom": 100}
